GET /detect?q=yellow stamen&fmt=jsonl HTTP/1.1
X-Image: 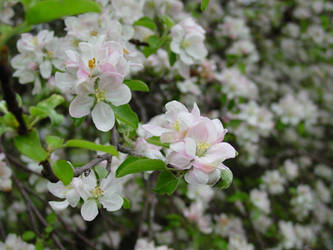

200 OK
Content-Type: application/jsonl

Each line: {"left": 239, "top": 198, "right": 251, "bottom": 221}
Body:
{"left": 123, "top": 48, "right": 130, "bottom": 55}
{"left": 90, "top": 186, "right": 104, "bottom": 198}
{"left": 90, "top": 31, "right": 98, "bottom": 36}
{"left": 196, "top": 141, "right": 210, "bottom": 157}
{"left": 172, "top": 121, "right": 180, "bottom": 131}
{"left": 88, "top": 58, "right": 96, "bottom": 69}
{"left": 95, "top": 88, "right": 106, "bottom": 102}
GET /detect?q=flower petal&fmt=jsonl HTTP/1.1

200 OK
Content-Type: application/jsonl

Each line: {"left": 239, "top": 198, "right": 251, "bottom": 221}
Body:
{"left": 69, "top": 95, "right": 94, "bottom": 118}
{"left": 81, "top": 200, "right": 98, "bottom": 221}
{"left": 91, "top": 102, "right": 115, "bottom": 132}
{"left": 49, "top": 200, "right": 69, "bottom": 211}
{"left": 99, "top": 191, "right": 123, "bottom": 212}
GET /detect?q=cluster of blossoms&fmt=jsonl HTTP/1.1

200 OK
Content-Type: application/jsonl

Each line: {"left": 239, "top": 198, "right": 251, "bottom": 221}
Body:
{"left": 141, "top": 101, "right": 237, "bottom": 185}
{"left": 1, "top": 0, "right": 333, "bottom": 249}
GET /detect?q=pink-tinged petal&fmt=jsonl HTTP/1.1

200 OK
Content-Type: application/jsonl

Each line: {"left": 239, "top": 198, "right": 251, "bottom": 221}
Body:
{"left": 204, "top": 142, "right": 237, "bottom": 162}
{"left": 178, "top": 60, "right": 190, "bottom": 79}
{"left": 165, "top": 101, "right": 188, "bottom": 115}
{"left": 187, "top": 120, "right": 209, "bottom": 143}
{"left": 184, "top": 169, "right": 209, "bottom": 185}
{"left": 167, "top": 152, "right": 192, "bottom": 169}
{"left": 160, "top": 131, "right": 182, "bottom": 143}
{"left": 92, "top": 102, "right": 115, "bottom": 132}
{"left": 207, "top": 169, "right": 221, "bottom": 186}
{"left": 81, "top": 200, "right": 98, "bottom": 221}
{"left": 72, "top": 178, "right": 91, "bottom": 201}
{"left": 77, "top": 68, "right": 89, "bottom": 83}
{"left": 191, "top": 103, "right": 201, "bottom": 117}
{"left": 212, "top": 119, "right": 227, "bottom": 143}
{"left": 142, "top": 124, "right": 166, "bottom": 137}
{"left": 99, "top": 191, "right": 123, "bottom": 212}
{"left": 184, "top": 138, "right": 196, "bottom": 157}
{"left": 170, "top": 141, "right": 185, "bottom": 153}
{"left": 49, "top": 200, "right": 69, "bottom": 211}
{"left": 192, "top": 160, "right": 217, "bottom": 174}
{"left": 69, "top": 95, "right": 94, "bottom": 118}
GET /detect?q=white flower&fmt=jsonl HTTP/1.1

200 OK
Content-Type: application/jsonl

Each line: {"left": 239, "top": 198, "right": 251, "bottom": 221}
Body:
{"left": 69, "top": 72, "right": 131, "bottom": 131}
{"left": 73, "top": 171, "right": 123, "bottom": 221}
{"left": 170, "top": 17, "right": 207, "bottom": 65}
{"left": 0, "top": 234, "right": 35, "bottom": 250}
{"left": 47, "top": 179, "right": 81, "bottom": 211}
{"left": 261, "top": 170, "right": 286, "bottom": 194}
{"left": 250, "top": 189, "right": 270, "bottom": 214}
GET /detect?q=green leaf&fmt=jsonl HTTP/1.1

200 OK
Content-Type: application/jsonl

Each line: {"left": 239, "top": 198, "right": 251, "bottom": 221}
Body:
{"left": 29, "top": 94, "right": 65, "bottom": 127}
{"left": 123, "top": 79, "right": 149, "bottom": 92}
{"left": 35, "top": 238, "right": 44, "bottom": 250}
{"left": 146, "top": 136, "right": 169, "bottom": 148}
{"left": 227, "top": 191, "right": 248, "bottom": 202}
{"left": 46, "top": 135, "right": 64, "bottom": 151}
{"left": 63, "top": 139, "right": 118, "bottom": 156}
{"left": 133, "top": 16, "right": 156, "bottom": 31}
{"left": 168, "top": 49, "right": 177, "bottom": 66}
{"left": 111, "top": 104, "right": 139, "bottom": 130}
{"left": 52, "top": 160, "right": 74, "bottom": 185}
{"left": 155, "top": 170, "right": 180, "bottom": 195}
{"left": 116, "top": 156, "right": 166, "bottom": 177}
{"left": 161, "top": 15, "right": 174, "bottom": 29}
{"left": 46, "top": 212, "right": 57, "bottom": 225}
{"left": 122, "top": 197, "right": 130, "bottom": 209}
{"left": 95, "top": 165, "right": 108, "bottom": 179}
{"left": 26, "top": 0, "right": 101, "bottom": 25}
{"left": 201, "top": 0, "right": 210, "bottom": 11}
{"left": 22, "top": 231, "right": 35, "bottom": 241}
{"left": 14, "top": 129, "right": 48, "bottom": 162}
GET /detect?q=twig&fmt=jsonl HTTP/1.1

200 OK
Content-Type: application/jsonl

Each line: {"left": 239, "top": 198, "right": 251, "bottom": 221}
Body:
{"left": 12, "top": 176, "right": 66, "bottom": 250}
{"left": 132, "top": 92, "right": 148, "bottom": 123}
{"left": 129, "top": 39, "right": 149, "bottom": 47}
{"left": 137, "top": 174, "right": 151, "bottom": 239}
{"left": 74, "top": 153, "right": 111, "bottom": 176}
{"left": 118, "top": 145, "right": 140, "bottom": 157}
{"left": 6, "top": 154, "right": 43, "bottom": 177}
{"left": 148, "top": 173, "right": 158, "bottom": 241}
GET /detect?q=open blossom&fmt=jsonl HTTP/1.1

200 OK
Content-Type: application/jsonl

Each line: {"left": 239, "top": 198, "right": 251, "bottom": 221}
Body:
{"left": 184, "top": 202, "right": 212, "bottom": 234}
{"left": 0, "top": 153, "right": 12, "bottom": 192}
{"left": 170, "top": 17, "right": 207, "bottom": 66}
{"left": 11, "top": 30, "right": 56, "bottom": 94}
{"left": 143, "top": 101, "right": 236, "bottom": 185}
{"left": 0, "top": 234, "right": 35, "bottom": 250}
{"left": 250, "top": 189, "right": 270, "bottom": 214}
{"left": 47, "top": 179, "right": 81, "bottom": 211}
{"left": 135, "top": 238, "right": 172, "bottom": 250}
{"left": 261, "top": 170, "right": 286, "bottom": 195}
{"left": 55, "top": 37, "right": 132, "bottom": 131}
{"left": 72, "top": 171, "right": 123, "bottom": 221}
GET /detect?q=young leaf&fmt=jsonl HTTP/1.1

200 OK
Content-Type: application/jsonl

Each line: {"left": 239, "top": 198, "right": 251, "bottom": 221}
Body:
{"left": 46, "top": 135, "right": 64, "bottom": 151}
{"left": 29, "top": 94, "right": 65, "bottom": 127}
{"left": 111, "top": 104, "right": 139, "bottom": 130}
{"left": 133, "top": 16, "right": 156, "bottom": 31}
{"left": 26, "top": 0, "right": 101, "bottom": 25}
{"left": 22, "top": 231, "right": 35, "bottom": 241}
{"left": 52, "top": 160, "right": 74, "bottom": 185}
{"left": 146, "top": 136, "right": 169, "bottom": 148}
{"left": 155, "top": 170, "right": 180, "bottom": 195}
{"left": 201, "top": 0, "right": 210, "bottom": 11}
{"left": 123, "top": 80, "right": 149, "bottom": 92}
{"left": 63, "top": 139, "right": 118, "bottom": 156}
{"left": 95, "top": 165, "right": 108, "bottom": 179}
{"left": 116, "top": 156, "right": 166, "bottom": 177}
{"left": 14, "top": 129, "right": 48, "bottom": 162}
{"left": 217, "top": 167, "right": 233, "bottom": 189}
{"left": 122, "top": 197, "right": 131, "bottom": 209}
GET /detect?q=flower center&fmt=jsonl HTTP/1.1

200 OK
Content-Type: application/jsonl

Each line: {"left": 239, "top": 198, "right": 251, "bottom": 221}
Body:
{"left": 123, "top": 48, "right": 130, "bottom": 55}
{"left": 196, "top": 141, "right": 210, "bottom": 157}
{"left": 90, "top": 186, "right": 104, "bottom": 198}
{"left": 181, "top": 40, "right": 191, "bottom": 49}
{"left": 95, "top": 88, "right": 106, "bottom": 102}
{"left": 172, "top": 121, "right": 180, "bottom": 131}
{"left": 88, "top": 57, "right": 96, "bottom": 70}
{"left": 90, "top": 31, "right": 98, "bottom": 36}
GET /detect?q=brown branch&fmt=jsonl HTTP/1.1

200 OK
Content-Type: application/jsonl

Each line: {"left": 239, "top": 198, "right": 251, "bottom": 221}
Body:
{"left": 40, "top": 160, "right": 59, "bottom": 183}
{"left": 129, "top": 39, "right": 149, "bottom": 47}
{"left": 6, "top": 154, "right": 43, "bottom": 177}
{"left": 74, "top": 153, "right": 111, "bottom": 176}
{"left": 13, "top": 176, "right": 66, "bottom": 250}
